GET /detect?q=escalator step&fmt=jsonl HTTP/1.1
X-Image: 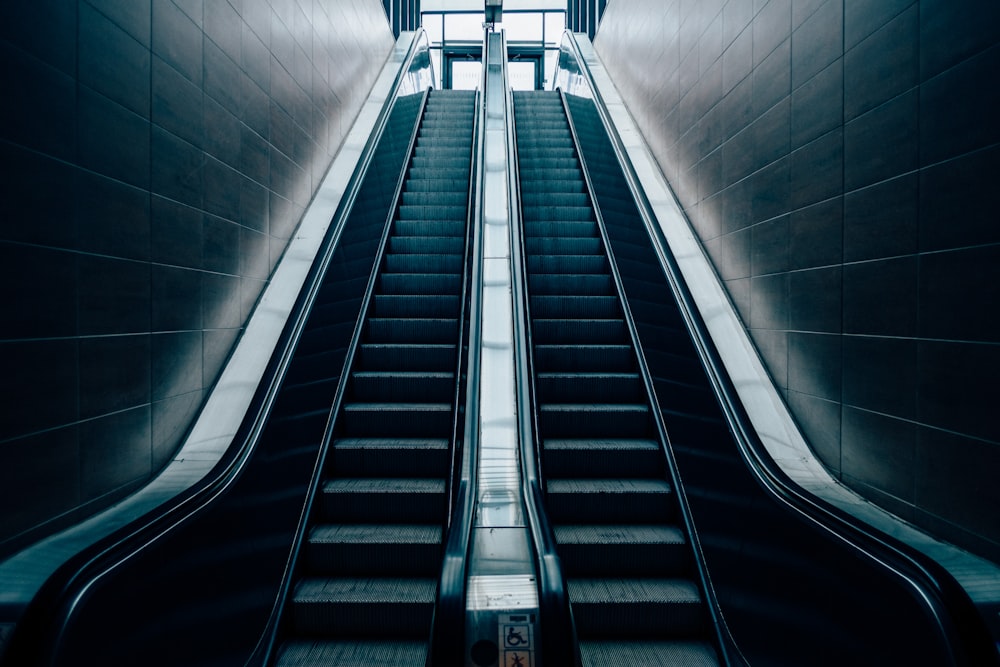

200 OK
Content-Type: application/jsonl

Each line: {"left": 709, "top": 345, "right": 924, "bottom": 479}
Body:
{"left": 331, "top": 438, "right": 449, "bottom": 478}
{"left": 291, "top": 577, "right": 436, "bottom": 638}
{"left": 389, "top": 236, "right": 465, "bottom": 255}
{"left": 400, "top": 191, "right": 467, "bottom": 207}
{"left": 379, "top": 273, "right": 462, "bottom": 295}
{"left": 568, "top": 578, "right": 705, "bottom": 637}
{"left": 384, "top": 253, "right": 463, "bottom": 273}
{"left": 539, "top": 403, "right": 650, "bottom": 438}
{"left": 519, "top": 168, "right": 583, "bottom": 182}
{"left": 525, "top": 237, "right": 603, "bottom": 257}
{"left": 396, "top": 203, "right": 468, "bottom": 219}
{"left": 350, "top": 371, "right": 455, "bottom": 402}
{"left": 543, "top": 438, "right": 660, "bottom": 478}
{"left": 320, "top": 478, "right": 445, "bottom": 523}
{"left": 405, "top": 178, "right": 469, "bottom": 192}
{"left": 393, "top": 220, "right": 467, "bottom": 238}
{"left": 522, "top": 205, "right": 593, "bottom": 222}
{"left": 536, "top": 372, "right": 643, "bottom": 403}
{"left": 533, "top": 344, "right": 634, "bottom": 372}
{"left": 372, "top": 294, "right": 461, "bottom": 318}
{"left": 578, "top": 640, "right": 719, "bottom": 667}
{"left": 532, "top": 318, "right": 626, "bottom": 344}
{"left": 357, "top": 344, "right": 456, "bottom": 371}
{"left": 342, "top": 402, "right": 452, "bottom": 437}
{"left": 517, "top": 157, "right": 580, "bottom": 170}
{"left": 522, "top": 220, "right": 596, "bottom": 238}
{"left": 528, "top": 255, "right": 606, "bottom": 274}
{"left": 520, "top": 178, "right": 586, "bottom": 194}
{"left": 365, "top": 319, "right": 458, "bottom": 344}
{"left": 531, "top": 271, "right": 612, "bottom": 299}
{"left": 530, "top": 295, "right": 620, "bottom": 318}
{"left": 554, "top": 524, "right": 688, "bottom": 576}
{"left": 275, "top": 639, "right": 427, "bottom": 667}
{"left": 522, "top": 192, "right": 590, "bottom": 208}
{"left": 546, "top": 478, "right": 673, "bottom": 524}
{"left": 306, "top": 524, "right": 442, "bottom": 576}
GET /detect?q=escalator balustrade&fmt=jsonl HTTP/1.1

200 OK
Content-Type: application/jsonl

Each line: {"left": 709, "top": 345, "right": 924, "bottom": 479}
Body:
{"left": 513, "top": 90, "right": 721, "bottom": 666}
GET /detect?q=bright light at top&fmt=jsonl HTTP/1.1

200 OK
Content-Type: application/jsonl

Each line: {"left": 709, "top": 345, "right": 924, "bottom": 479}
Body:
{"left": 421, "top": 0, "right": 565, "bottom": 10}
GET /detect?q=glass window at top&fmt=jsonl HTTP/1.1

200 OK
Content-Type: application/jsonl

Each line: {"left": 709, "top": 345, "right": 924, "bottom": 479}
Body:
{"left": 421, "top": 0, "right": 566, "bottom": 91}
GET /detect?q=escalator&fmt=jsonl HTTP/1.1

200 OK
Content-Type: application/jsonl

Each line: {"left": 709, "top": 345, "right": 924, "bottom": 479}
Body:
{"left": 273, "top": 89, "right": 477, "bottom": 665}
{"left": 510, "top": 71, "right": 997, "bottom": 663}
{"left": 513, "top": 90, "right": 722, "bottom": 665}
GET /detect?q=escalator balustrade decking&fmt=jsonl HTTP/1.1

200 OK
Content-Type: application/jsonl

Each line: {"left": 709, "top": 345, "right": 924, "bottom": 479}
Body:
{"left": 513, "top": 90, "right": 720, "bottom": 666}
{"left": 276, "top": 89, "right": 476, "bottom": 666}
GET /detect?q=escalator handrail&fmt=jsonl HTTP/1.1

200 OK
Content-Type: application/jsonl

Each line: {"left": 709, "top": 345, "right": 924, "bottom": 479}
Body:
{"left": 556, "top": 30, "right": 997, "bottom": 666}
{"left": 506, "top": 80, "right": 582, "bottom": 667}
{"left": 0, "top": 32, "right": 435, "bottom": 667}
{"left": 251, "top": 88, "right": 432, "bottom": 665}
{"left": 557, "top": 88, "right": 744, "bottom": 666}
{"left": 427, "top": 37, "right": 488, "bottom": 667}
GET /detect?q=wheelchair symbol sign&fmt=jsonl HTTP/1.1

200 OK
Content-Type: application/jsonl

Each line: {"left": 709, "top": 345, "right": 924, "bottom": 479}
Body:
{"left": 504, "top": 624, "right": 530, "bottom": 648}
{"left": 503, "top": 624, "right": 531, "bottom": 649}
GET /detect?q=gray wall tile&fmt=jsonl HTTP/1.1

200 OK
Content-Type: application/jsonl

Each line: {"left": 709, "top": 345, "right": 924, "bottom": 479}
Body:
{"left": 595, "top": 0, "right": 1000, "bottom": 560}
{"left": 0, "top": 0, "right": 394, "bottom": 552}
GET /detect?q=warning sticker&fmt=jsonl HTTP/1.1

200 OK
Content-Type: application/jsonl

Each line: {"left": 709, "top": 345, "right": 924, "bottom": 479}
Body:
{"left": 498, "top": 613, "right": 535, "bottom": 667}
{"left": 503, "top": 650, "right": 532, "bottom": 667}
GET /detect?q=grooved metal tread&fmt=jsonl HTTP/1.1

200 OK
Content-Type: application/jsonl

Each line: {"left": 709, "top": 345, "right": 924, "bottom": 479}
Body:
{"left": 547, "top": 478, "right": 671, "bottom": 495}
{"left": 352, "top": 370, "right": 454, "bottom": 380}
{"left": 578, "top": 640, "right": 719, "bottom": 667}
{"left": 323, "top": 478, "right": 445, "bottom": 494}
{"left": 295, "top": 577, "right": 437, "bottom": 603}
{"left": 343, "top": 402, "right": 451, "bottom": 413}
{"left": 310, "top": 524, "right": 441, "bottom": 545}
{"left": 567, "top": 577, "right": 701, "bottom": 605}
{"left": 540, "top": 403, "right": 648, "bottom": 414}
{"left": 333, "top": 437, "right": 449, "bottom": 450}
{"left": 544, "top": 438, "right": 659, "bottom": 452}
{"left": 554, "top": 524, "right": 686, "bottom": 546}
{"left": 276, "top": 639, "right": 427, "bottom": 667}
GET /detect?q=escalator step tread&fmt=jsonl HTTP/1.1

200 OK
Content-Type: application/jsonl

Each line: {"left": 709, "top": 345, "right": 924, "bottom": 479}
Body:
{"left": 323, "top": 478, "right": 445, "bottom": 494}
{"left": 276, "top": 639, "right": 427, "bottom": 667}
{"left": 544, "top": 438, "right": 658, "bottom": 451}
{"left": 334, "top": 437, "right": 449, "bottom": 449}
{"left": 568, "top": 577, "right": 701, "bottom": 604}
{"left": 310, "top": 523, "right": 441, "bottom": 545}
{"left": 540, "top": 403, "right": 648, "bottom": 414}
{"left": 547, "top": 478, "right": 670, "bottom": 494}
{"left": 343, "top": 402, "right": 451, "bottom": 412}
{"left": 554, "top": 524, "right": 685, "bottom": 546}
{"left": 295, "top": 577, "right": 437, "bottom": 603}
{"left": 291, "top": 577, "right": 436, "bottom": 636}
{"left": 578, "top": 640, "right": 719, "bottom": 667}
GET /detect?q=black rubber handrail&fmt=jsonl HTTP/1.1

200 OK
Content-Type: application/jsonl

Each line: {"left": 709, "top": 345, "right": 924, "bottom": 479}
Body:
{"left": 1, "top": 33, "right": 433, "bottom": 667}
{"left": 557, "top": 31, "right": 998, "bottom": 667}
{"left": 558, "top": 88, "right": 744, "bottom": 666}
{"left": 427, "top": 38, "right": 488, "bottom": 667}
{"left": 251, "top": 87, "right": 432, "bottom": 665}
{"left": 507, "top": 77, "right": 582, "bottom": 667}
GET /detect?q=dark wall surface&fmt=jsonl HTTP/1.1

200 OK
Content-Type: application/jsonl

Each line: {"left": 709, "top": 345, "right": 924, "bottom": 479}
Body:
{"left": 593, "top": 0, "right": 1000, "bottom": 562}
{"left": 0, "top": 0, "right": 394, "bottom": 555}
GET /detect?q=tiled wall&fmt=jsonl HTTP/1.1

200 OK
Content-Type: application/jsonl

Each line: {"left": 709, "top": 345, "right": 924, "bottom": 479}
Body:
{"left": 0, "top": 0, "right": 394, "bottom": 554}
{"left": 594, "top": 0, "right": 1000, "bottom": 561}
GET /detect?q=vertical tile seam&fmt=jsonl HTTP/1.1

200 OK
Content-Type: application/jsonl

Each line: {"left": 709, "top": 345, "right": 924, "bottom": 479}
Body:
{"left": 837, "top": 0, "right": 846, "bottom": 476}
